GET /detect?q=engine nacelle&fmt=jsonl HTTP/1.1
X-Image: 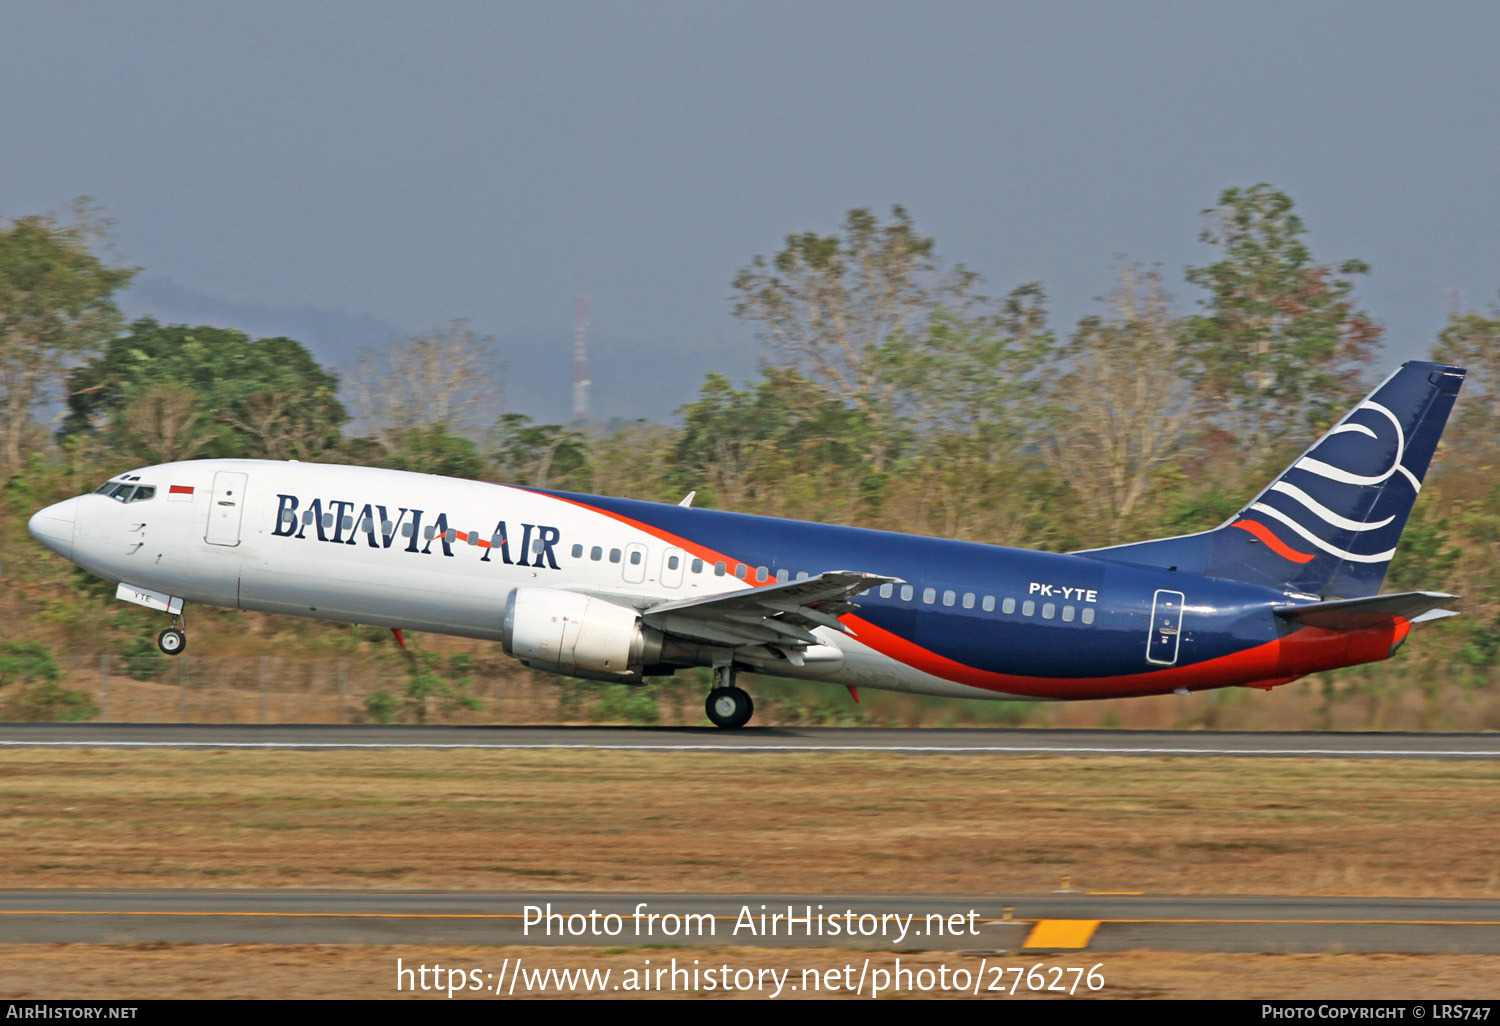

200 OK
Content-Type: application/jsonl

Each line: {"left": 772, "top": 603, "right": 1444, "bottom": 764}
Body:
{"left": 501, "top": 587, "right": 661, "bottom": 682}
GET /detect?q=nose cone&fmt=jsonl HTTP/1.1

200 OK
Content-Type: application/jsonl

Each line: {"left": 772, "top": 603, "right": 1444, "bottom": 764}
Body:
{"left": 29, "top": 497, "right": 80, "bottom": 560}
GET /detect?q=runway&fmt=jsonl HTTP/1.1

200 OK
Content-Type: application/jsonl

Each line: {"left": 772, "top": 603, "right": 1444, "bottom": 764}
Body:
{"left": 3, "top": 723, "right": 1499, "bottom": 758}
{"left": 3, "top": 890, "right": 1499, "bottom": 953}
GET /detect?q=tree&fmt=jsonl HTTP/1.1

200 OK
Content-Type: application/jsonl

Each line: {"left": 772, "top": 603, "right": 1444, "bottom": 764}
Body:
{"left": 63, "top": 319, "right": 346, "bottom": 461}
{"left": 1431, "top": 295, "right": 1500, "bottom": 433}
{"left": 350, "top": 320, "right": 502, "bottom": 458}
{"left": 376, "top": 425, "right": 485, "bottom": 479}
{"left": 1184, "top": 184, "right": 1381, "bottom": 464}
{"left": 731, "top": 206, "right": 982, "bottom": 470}
{"left": 869, "top": 288, "right": 1056, "bottom": 542}
{"left": 1046, "top": 264, "right": 1198, "bottom": 533}
{"left": 489, "top": 414, "right": 591, "bottom": 489}
{"left": 0, "top": 202, "right": 136, "bottom": 473}
{"left": 874, "top": 283, "right": 1053, "bottom": 445}
{"left": 671, "top": 369, "right": 879, "bottom": 520}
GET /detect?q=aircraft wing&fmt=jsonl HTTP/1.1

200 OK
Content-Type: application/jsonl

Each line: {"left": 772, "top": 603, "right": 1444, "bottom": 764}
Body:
{"left": 641, "top": 570, "right": 900, "bottom": 649}
{"left": 1273, "top": 591, "right": 1460, "bottom": 630}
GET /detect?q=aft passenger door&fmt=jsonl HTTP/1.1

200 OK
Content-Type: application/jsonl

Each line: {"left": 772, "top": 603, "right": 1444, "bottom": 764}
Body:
{"left": 205, "top": 471, "right": 248, "bottom": 547}
{"left": 1145, "top": 589, "right": 1185, "bottom": 666}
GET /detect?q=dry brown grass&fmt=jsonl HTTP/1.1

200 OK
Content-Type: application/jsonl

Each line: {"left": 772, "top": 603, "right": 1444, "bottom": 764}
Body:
{"left": 2, "top": 748, "right": 1497, "bottom": 895}
{"left": 2, "top": 944, "right": 1497, "bottom": 999}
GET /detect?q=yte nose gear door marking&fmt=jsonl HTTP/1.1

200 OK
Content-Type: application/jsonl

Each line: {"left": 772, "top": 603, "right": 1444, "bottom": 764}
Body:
{"left": 1146, "top": 589, "right": 1185, "bottom": 666}
{"left": 205, "top": 471, "right": 248, "bottom": 547}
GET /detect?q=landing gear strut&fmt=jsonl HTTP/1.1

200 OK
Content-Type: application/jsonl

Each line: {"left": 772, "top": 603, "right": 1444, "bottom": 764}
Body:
{"left": 704, "top": 663, "right": 753, "bottom": 729}
{"left": 157, "top": 613, "right": 187, "bottom": 656}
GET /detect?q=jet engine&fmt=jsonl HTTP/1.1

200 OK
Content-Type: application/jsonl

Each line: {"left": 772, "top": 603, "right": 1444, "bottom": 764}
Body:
{"left": 501, "top": 587, "right": 664, "bottom": 683}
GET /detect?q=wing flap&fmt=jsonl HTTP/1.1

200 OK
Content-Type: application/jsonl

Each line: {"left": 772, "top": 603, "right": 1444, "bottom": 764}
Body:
{"left": 1273, "top": 591, "right": 1459, "bottom": 630}
{"left": 642, "top": 570, "right": 899, "bottom": 648}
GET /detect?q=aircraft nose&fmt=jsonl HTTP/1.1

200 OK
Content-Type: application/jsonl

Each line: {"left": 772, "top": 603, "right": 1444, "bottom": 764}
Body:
{"left": 28, "top": 497, "right": 80, "bottom": 560}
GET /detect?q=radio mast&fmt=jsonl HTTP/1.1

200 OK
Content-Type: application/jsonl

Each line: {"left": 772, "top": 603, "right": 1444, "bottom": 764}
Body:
{"left": 571, "top": 294, "right": 590, "bottom": 424}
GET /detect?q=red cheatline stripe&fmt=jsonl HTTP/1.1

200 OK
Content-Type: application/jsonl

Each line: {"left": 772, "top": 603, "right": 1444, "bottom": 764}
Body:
{"left": 169, "top": 485, "right": 194, "bottom": 495}
{"left": 509, "top": 485, "right": 1389, "bottom": 698}
{"left": 1231, "top": 518, "right": 1315, "bottom": 563}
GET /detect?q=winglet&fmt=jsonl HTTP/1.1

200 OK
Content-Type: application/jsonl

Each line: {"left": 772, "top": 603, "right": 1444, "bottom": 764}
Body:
{"left": 678, "top": 491, "right": 696, "bottom": 508}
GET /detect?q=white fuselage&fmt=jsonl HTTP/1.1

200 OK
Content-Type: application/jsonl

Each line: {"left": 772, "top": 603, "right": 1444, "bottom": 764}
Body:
{"left": 33, "top": 458, "right": 1001, "bottom": 700}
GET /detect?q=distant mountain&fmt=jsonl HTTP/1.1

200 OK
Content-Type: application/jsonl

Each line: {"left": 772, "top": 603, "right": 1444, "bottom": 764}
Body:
{"left": 120, "top": 278, "right": 759, "bottom": 427}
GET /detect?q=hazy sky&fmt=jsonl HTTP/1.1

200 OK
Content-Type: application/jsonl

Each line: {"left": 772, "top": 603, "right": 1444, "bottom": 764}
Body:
{"left": 3, "top": 1, "right": 1497, "bottom": 423}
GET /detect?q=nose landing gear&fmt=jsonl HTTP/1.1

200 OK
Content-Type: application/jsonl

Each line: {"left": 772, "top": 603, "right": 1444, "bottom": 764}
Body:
{"left": 704, "top": 663, "right": 753, "bottom": 729}
{"left": 156, "top": 614, "right": 187, "bottom": 656}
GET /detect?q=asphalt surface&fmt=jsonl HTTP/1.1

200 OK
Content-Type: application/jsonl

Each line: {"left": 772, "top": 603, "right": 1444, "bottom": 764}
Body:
{"left": 3, "top": 723, "right": 1499, "bottom": 758}
{"left": 2, "top": 890, "right": 1498, "bottom": 953}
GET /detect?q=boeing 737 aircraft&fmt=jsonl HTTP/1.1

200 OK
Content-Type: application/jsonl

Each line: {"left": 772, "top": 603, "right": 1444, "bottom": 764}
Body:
{"left": 28, "top": 361, "right": 1464, "bottom": 727}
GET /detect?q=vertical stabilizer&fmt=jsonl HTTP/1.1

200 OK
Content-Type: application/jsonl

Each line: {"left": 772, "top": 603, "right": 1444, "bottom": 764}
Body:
{"left": 1079, "top": 361, "right": 1465, "bottom": 598}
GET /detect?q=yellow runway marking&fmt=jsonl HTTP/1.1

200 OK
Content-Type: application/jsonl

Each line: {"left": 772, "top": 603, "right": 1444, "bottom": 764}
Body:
{"left": 1023, "top": 919, "right": 1100, "bottom": 948}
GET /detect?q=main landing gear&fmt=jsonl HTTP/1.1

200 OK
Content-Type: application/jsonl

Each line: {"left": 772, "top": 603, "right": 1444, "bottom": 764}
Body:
{"left": 705, "top": 663, "right": 753, "bottom": 729}
{"left": 156, "top": 613, "right": 187, "bottom": 656}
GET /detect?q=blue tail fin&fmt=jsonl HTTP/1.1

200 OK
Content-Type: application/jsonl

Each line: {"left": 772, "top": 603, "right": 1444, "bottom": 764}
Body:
{"left": 1079, "top": 361, "right": 1465, "bottom": 598}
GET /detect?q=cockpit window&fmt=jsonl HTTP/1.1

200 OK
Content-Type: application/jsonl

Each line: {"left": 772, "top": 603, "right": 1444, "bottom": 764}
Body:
{"left": 93, "top": 480, "right": 155, "bottom": 503}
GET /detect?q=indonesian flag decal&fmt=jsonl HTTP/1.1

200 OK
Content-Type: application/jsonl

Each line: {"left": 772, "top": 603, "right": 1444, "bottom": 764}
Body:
{"left": 167, "top": 484, "right": 194, "bottom": 501}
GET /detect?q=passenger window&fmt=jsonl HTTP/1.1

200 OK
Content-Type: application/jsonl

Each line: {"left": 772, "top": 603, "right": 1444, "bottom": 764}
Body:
{"left": 942, "top": 590, "right": 956, "bottom": 606}
{"left": 714, "top": 562, "right": 726, "bottom": 576}
{"left": 422, "top": 525, "right": 434, "bottom": 539}
{"left": 962, "top": 592, "right": 974, "bottom": 609}
{"left": 343, "top": 517, "right": 355, "bottom": 531}
{"left": 1042, "top": 602, "right": 1055, "bottom": 619}
{"left": 1062, "top": 605, "right": 1076, "bottom": 622}
{"left": 1002, "top": 597, "right": 1016, "bottom": 614}
{"left": 756, "top": 566, "right": 768, "bottom": 581}
{"left": 629, "top": 549, "right": 642, "bottom": 565}
{"left": 382, "top": 520, "right": 394, "bottom": 534}
{"left": 691, "top": 559, "right": 703, "bottom": 573}
{"left": 1022, "top": 600, "right": 1035, "bottom": 616}
{"left": 922, "top": 588, "right": 935, "bottom": 604}
{"left": 591, "top": 546, "right": 602, "bottom": 561}
{"left": 900, "top": 584, "right": 914, "bottom": 602}
{"left": 734, "top": 564, "right": 748, "bottom": 580}
{"left": 326, "top": 515, "right": 337, "bottom": 530}
{"left": 1082, "top": 607, "right": 1096, "bottom": 625}
{"left": 404, "top": 523, "right": 415, "bottom": 537}
{"left": 776, "top": 569, "right": 789, "bottom": 583}
{"left": 609, "top": 548, "right": 622, "bottom": 563}
{"left": 879, "top": 583, "right": 893, "bottom": 598}
{"left": 572, "top": 544, "right": 584, "bottom": 558}
{"left": 982, "top": 595, "right": 995, "bottom": 612}
{"left": 667, "top": 555, "right": 680, "bottom": 570}
{"left": 796, "top": 571, "right": 810, "bottom": 580}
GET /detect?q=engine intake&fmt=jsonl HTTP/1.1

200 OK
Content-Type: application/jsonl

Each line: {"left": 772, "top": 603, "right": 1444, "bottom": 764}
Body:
{"left": 501, "top": 587, "right": 662, "bottom": 682}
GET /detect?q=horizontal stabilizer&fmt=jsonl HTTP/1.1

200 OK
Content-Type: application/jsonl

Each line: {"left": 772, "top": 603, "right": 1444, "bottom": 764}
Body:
{"left": 1273, "top": 591, "right": 1459, "bottom": 630}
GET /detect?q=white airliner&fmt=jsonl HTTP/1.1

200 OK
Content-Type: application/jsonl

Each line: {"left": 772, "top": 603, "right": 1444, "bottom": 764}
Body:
{"left": 27, "top": 361, "right": 1466, "bottom": 727}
